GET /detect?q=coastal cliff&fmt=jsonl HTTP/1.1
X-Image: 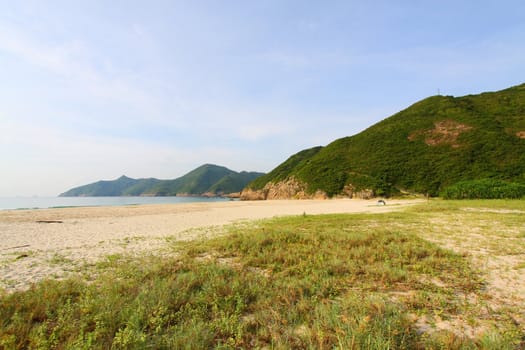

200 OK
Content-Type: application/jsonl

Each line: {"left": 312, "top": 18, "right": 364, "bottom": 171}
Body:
{"left": 240, "top": 177, "right": 376, "bottom": 200}
{"left": 240, "top": 177, "right": 324, "bottom": 200}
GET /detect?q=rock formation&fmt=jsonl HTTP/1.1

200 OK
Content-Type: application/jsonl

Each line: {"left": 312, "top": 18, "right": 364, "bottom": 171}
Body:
{"left": 240, "top": 177, "right": 329, "bottom": 200}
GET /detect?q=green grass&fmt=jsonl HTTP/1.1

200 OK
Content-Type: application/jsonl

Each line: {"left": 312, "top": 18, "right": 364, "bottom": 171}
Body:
{"left": 1, "top": 201, "right": 524, "bottom": 349}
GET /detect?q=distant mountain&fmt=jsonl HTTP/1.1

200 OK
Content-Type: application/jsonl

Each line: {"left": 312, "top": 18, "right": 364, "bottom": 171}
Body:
{"left": 60, "top": 164, "right": 264, "bottom": 197}
{"left": 242, "top": 83, "right": 525, "bottom": 199}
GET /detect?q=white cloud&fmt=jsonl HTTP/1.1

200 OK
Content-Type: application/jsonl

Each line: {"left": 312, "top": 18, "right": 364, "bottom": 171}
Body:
{"left": 0, "top": 114, "right": 278, "bottom": 196}
{"left": 0, "top": 117, "right": 176, "bottom": 195}
{"left": 0, "top": 22, "right": 158, "bottom": 119}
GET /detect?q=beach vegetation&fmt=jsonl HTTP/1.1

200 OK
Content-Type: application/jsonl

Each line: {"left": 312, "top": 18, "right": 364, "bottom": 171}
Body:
{"left": 1, "top": 200, "right": 524, "bottom": 348}
{"left": 441, "top": 179, "right": 525, "bottom": 199}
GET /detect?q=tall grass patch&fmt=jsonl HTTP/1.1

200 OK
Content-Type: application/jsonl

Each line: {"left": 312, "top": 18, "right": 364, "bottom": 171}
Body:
{"left": 1, "top": 208, "right": 522, "bottom": 349}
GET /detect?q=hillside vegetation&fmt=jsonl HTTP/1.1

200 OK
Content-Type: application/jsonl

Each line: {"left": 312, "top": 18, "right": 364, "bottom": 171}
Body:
{"left": 441, "top": 179, "right": 525, "bottom": 199}
{"left": 244, "top": 83, "right": 525, "bottom": 198}
{"left": 60, "top": 164, "right": 264, "bottom": 197}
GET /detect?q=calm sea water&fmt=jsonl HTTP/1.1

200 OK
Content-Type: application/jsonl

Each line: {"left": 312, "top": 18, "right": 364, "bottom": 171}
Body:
{"left": 0, "top": 196, "right": 233, "bottom": 211}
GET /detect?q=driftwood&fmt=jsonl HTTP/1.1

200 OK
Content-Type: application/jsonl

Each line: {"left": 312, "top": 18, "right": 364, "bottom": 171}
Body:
{"left": 36, "top": 220, "right": 63, "bottom": 224}
{"left": 1, "top": 244, "right": 30, "bottom": 251}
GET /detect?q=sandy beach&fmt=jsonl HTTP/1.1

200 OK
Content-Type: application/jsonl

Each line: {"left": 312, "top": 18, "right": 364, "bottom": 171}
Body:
{"left": 0, "top": 199, "right": 420, "bottom": 291}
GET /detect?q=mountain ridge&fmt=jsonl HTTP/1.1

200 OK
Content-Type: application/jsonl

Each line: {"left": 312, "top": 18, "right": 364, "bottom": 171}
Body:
{"left": 60, "top": 164, "right": 264, "bottom": 197}
{"left": 242, "top": 83, "right": 525, "bottom": 199}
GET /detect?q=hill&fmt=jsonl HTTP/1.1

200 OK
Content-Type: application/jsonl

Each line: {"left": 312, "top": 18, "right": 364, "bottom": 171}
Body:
{"left": 242, "top": 83, "right": 525, "bottom": 199}
{"left": 60, "top": 164, "right": 264, "bottom": 197}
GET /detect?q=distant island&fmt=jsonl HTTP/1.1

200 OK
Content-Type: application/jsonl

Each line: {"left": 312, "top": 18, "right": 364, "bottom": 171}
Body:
{"left": 60, "top": 164, "right": 264, "bottom": 197}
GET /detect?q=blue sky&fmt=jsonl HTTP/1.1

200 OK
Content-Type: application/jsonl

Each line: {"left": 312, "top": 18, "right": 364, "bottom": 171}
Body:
{"left": 1, "top": 1, "right": 524, "bottom": 196}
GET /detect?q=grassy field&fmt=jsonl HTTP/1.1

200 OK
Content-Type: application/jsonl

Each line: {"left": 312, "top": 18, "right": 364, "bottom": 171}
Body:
{"left": 1, "top": 200, "right": 524, "bottom": 349}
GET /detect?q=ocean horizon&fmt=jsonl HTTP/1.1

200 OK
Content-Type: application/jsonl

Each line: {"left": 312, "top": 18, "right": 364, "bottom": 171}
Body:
{"left": 0, "top": 196, "right": 233, "bottom": 211}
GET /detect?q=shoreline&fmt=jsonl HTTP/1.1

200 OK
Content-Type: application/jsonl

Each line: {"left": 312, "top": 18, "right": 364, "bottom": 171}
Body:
{"left": 0, "top": 195, "right": 233, "bottom": 211}
{"left": 0, "top": 199, "right": 422, "bottom": 291}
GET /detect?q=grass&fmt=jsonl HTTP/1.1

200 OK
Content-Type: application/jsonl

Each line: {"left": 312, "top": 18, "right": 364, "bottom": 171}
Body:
{"left": 1, "top": 200, "right": 524, "bottom": 349}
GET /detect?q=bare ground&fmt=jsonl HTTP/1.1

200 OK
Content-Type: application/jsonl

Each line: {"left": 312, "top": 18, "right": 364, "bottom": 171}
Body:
{"left": 0, "top": 199, "right": 418, "bottom": 292}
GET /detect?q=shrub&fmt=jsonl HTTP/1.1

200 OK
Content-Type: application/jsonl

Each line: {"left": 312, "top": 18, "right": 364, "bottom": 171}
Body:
{"left": 441, "top": 179, "right": 525, "bottom": 199}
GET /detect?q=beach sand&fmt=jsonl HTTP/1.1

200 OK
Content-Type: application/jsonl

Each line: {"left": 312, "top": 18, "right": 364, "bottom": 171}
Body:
{"left": 0, "top": 199, "right": 419, "bottom": 291}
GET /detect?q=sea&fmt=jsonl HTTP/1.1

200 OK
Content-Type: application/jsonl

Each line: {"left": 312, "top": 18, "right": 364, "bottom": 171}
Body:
{"left": 0, "top": 196, "right": 233, "bottom": 211}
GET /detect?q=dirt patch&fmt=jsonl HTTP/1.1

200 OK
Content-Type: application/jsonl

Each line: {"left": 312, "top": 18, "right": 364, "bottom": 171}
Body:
{"left": 418, "top": 213, "right": 525, "bottom": 334}
{"left": 516, "top": 130, "right": 525, "bottom": 139}
{"left": 408, "top": 120, "right": 473, "bottom": 148}
{"left": 461, "top": 207, "right": 525, "bottom": 214}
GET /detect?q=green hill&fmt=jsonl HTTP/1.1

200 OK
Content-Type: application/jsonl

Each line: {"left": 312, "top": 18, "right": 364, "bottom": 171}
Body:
{"left": 243, "top": 83, "right": 525, "bottom": 199}
{"left": 59, "top": 176, "right": 157, "bottom": 197}
{"left": 60, "top": 164, "right": 264, "bottom": 197}
{"left": 208, "top": 171, "right": 268, "bottom": 195}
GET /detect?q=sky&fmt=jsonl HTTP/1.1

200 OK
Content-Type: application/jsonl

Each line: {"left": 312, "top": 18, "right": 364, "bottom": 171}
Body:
{"left": 1, "top": 1, "right": 524, "bottom": 196}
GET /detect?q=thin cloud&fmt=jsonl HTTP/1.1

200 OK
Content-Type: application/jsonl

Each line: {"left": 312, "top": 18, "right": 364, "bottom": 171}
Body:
{"left": 0, "top": 22, "right": 156, "bottom": 115}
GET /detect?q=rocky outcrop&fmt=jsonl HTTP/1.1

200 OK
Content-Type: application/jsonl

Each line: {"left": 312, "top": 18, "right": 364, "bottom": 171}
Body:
{"left": 342, "top": 184, "right": 375, "bottom": 199}
{"left": 240, "top": 177, "right": 377, "bottom": 201}
{"left": 240, "top": 177, "right": 328, "bottom": 200}
{"left": 240, "top": 177, "right": 378, "bottom": 200}
{"left": 266, "top": 177, "right": 309, "bottom": 199}
{"left": 225, "top": 192, "right": 241, "bottom": 199}
{"left": 239, "top": 188, "right": 267, "bottom": 201}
